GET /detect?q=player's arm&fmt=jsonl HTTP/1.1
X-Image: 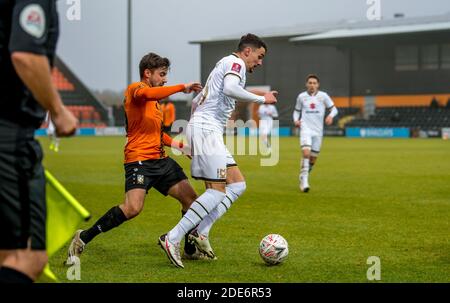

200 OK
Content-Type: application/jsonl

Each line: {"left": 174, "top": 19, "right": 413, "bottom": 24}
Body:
{"left": 223, "top": 75, "right": 277, "bottom": 104}
{"left": 135, "top": 85, "right": 185, "bottom": 101}
{"left": 9, "top": 0, "right": 77, "bottom": 136}
{"left": 324, "top": 94, "right": 338, "bottom": 125}
{"left": 248, "top": 89, "right": 270, "bottom": 97}
{"left": 293, "top": 95, "right": 302, "bottom": 127}
{"left": 135, "top": 83, "right": 202, "bottom": 101}
{"left": 162, "top": 133, "right": 191, "bottom": 158}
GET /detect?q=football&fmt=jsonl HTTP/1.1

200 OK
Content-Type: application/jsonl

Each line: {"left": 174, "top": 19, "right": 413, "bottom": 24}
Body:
{"left": 259, "top": 234, "right": 289, "bottom": 265}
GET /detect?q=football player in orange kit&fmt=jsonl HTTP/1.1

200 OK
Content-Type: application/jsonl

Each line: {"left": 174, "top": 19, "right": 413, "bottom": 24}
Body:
{"left": 66, "top": 53, "right": 204, "bottom": 264}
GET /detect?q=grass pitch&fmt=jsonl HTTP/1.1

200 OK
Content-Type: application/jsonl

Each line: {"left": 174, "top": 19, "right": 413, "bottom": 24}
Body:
{"left": 39, "top": 136, "right": 449, "bottom": 282}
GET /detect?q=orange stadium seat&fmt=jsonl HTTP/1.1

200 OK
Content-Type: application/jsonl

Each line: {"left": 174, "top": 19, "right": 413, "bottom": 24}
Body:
{"left": 51, "top": 67, "right": 75, "bottom": 91}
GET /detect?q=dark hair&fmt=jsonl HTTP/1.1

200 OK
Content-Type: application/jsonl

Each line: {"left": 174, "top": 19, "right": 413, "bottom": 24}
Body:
{"left": 139, "top": 53, "right": 170, "bottom": 78}
{"left": 237, "top": 33, "right": 267, "bottom": 52}
{"left": 306, "top": 74, "right": 320, "bottom": 83}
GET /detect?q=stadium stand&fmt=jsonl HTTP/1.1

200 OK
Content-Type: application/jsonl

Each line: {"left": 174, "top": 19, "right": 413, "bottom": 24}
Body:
{"left": 42, "top": 56, "right": 108, "bottom": 128}
{"left": 347, "top": 106, "right": 450, "bottom": 129}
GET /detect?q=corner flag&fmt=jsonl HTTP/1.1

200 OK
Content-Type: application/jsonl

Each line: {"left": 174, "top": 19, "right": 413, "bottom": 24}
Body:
{"left": 41, "top": 170, "right": 90, "bottom": 282}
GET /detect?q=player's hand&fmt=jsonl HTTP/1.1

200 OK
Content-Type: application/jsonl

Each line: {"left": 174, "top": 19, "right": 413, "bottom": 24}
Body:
{"left": 52, "top": 106, "right": 78, "bottom": 137}
{"left": 325, "top": 115, "right": 333, "bottom": 126}
{"left": 294, "top": 120, "right": 301, "bottom": 128}
{"left": 263, "top": 91, "right": 278, "bottom": 104}
{"left": 184, "top": 82, "right": 203, "bottom": 94}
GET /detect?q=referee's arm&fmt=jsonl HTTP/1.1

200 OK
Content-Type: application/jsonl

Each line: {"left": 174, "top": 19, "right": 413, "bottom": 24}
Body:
{"left": 9, "top": 0, "right": 77, "bottom": 136}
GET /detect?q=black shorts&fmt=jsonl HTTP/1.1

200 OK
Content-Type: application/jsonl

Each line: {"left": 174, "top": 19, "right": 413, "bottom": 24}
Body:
{"left": 124, "top": 157, "right": 187, "bottom": 196}
{"left": 0, "top": 127, "right": 46, "bottom": 250}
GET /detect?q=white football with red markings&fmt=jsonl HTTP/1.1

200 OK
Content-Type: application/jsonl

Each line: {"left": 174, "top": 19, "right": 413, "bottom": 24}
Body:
{"left": 259, "top": 234, "right": 289, "bottom": 265}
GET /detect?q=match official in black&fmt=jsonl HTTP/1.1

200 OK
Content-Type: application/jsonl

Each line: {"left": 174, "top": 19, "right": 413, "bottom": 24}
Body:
{"left": 0, "top": 0, "right": 77, "bottom": 283}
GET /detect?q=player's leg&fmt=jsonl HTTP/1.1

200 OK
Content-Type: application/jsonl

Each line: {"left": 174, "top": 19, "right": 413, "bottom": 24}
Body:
{"left": 309, "top": 136, "right": 322, "bottom": 173}
{"left": 82, "top": 189, "right": 145, "bottom": 243}
{"left": 66, "top": 189, "right": 144, "bottom": 265}
{"left": 159, "top": 181, "right": 225, "bottom": 268}
{"left": 189, "top": 165, "right": 246, "bottom": 259}
{"left": 66, "top": 160, "right": 153, "bottom": 264}
{"left": 190, "top": 150, "right": 245, "bottom": 250}
{"left": 154, "top": 158, "right": 199, "bottom": 258}
{"left": 196, "top": 166, "right": 245, "bottom": 237}
{"left": 299, "top": 132, "right": 312, "bottom": 192}
{"left": 53, "top": 137, "right": 60, "bottom": 152}
{"left": 166, "top": 180, "right": 207, "bottom": 259}
{"left": 267, "top": 119, "right": 273, "bottom": 149}
{"left": 259, "top": 120, "right": 270, "bottom": 149}
{"left": 47, "top": 122, "right": 56, "bottom": 151}
{"left": 158, "top": 126, "right": 226, "bottom": 268}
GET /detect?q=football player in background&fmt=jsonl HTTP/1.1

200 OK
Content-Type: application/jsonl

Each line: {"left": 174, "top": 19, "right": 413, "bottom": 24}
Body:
{"left": 293, "top": 74, "right": 338, "bottom": 192}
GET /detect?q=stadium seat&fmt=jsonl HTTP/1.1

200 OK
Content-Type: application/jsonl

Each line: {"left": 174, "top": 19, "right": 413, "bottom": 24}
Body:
{"left": 346, "top": 106, "right": 450, "bottom": 129}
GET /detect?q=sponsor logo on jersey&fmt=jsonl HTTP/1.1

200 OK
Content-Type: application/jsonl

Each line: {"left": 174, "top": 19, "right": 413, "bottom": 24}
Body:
{"left": 20, "top": 4, "right": 46, "bottom": 39}
{"left": 231, "top": 63, "right": 242, "bottom": 73}
{"left": 310, "top": 103, "right": 316, "bottom": 109}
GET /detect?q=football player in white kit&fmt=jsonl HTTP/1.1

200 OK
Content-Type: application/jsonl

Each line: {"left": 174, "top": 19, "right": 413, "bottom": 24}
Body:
{"left": 158, "top": 34, "right": 278, "bottom": 268}
{"left": 258, "top": 103, "right": 278, "bottom": 151}
{"left": 45, "top": 112, "right": 60, "bottom": 152}
{"left": 293, "top": 74, "right": 338, "bottom": 192}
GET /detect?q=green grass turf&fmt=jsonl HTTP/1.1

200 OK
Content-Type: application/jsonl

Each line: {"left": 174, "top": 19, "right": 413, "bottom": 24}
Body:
{"left": 38, "top": 136, "right": 450, "bottom": 282}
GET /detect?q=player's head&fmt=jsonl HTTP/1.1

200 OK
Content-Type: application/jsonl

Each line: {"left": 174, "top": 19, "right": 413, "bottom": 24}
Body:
{"left": 236, "top": 33, "right": 267, "bottom": 73}
{"left": 305, "top": 74, "right": 320, "bottom": 94}
{"left": 139, "top": 53, "right": 170, "bottom": 87}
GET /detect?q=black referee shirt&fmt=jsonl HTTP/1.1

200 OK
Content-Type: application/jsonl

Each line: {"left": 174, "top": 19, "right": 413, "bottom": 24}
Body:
{"left": 0, "top": 0, "right": 59, "bottom": 129}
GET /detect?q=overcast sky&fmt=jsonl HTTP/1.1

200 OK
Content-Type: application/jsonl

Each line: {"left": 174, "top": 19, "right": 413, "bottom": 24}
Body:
{"left": 55, "top": 0, "right": 450, "bottom": 92}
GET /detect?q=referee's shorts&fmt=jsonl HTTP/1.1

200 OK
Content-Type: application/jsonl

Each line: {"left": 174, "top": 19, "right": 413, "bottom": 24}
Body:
{"left": 0, "top": 124, "right": 46, "bottom": 250}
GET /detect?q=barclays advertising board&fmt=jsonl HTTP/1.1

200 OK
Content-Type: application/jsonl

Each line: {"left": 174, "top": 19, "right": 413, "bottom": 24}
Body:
{"left": 346, "top": 128, "right": 410, "bottom": 138}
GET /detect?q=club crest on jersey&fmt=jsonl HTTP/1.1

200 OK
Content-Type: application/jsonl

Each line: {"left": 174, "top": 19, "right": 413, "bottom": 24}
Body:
{"left": 310, "top": 103, "right": 316, "bottom": 109}
{"left": 20, "top": 4, "right": 46, "bottom": 39}
{"left": 231, "top": 63, "right": 242, "bottom": 73}
{"left": 217, "top": 169, "right": 227, "bottom": 179}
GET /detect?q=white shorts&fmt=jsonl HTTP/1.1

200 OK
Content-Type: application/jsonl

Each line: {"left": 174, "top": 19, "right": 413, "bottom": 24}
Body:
{"left": 300, "top": 132, "right": 323, "bottom": 157}
{"left": 259, "top": 119, "right": 273, "bottom": 136}
{"left": 187, "top": 124, "right": 236, "bottom": 182}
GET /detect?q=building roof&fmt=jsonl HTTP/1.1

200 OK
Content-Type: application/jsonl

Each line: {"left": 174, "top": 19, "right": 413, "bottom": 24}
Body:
{"left": 190, "top": 13, "right": 450, "bottom": 44}
{"left": 291, "top": 20, "right": 450, "bottom": 42}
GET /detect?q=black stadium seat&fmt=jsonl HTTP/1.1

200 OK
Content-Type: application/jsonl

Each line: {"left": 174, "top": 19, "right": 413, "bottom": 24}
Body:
{"left": 346, "top": 106, "right": 450, "bottom": 129}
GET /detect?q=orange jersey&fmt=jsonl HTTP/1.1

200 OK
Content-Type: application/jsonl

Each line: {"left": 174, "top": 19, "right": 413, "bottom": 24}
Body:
{"left": 123, "top": 82, "right": 185, "bottom": 163}
{"left": 161, "top": 102, "right": 176, "bottom": 127}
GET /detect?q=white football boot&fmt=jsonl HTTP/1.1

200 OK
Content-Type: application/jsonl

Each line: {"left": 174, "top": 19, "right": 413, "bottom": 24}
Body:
{"left": 188, "top": 230, "right": 217, "bottom": 260}
{"left": 65, "top": 229, "right": 85, "bottom": 266}
{"left": 299, "top": 174, "right": 310, "bottom": 193}
{"left": 158, "top": 234, "right": 184, "bottom": 268}
{"left": 182, "top": 247, "right": 210, "bottom": 261}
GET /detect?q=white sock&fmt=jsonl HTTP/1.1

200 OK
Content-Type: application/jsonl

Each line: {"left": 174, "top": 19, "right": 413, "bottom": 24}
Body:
{"left": 300, "top": 159, "right": 310, "bottom": 182}
{"left": 301, "top": 159, "right": 309, "bottom": 175}
{"left": 168, "top": 189, "right": 225, "bottom": 243}
{"left": 197, "top": 182, "right": 246, "bottom": 237}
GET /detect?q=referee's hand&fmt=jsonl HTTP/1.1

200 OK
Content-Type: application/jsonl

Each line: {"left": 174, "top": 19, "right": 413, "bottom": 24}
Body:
{"left": 53, "top": 106, "right": 78, "bottom": 137}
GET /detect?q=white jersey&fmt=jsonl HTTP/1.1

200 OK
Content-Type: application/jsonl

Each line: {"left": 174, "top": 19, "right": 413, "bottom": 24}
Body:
{"left": 294, "top": 91, "right": 335, "bottom": 136}
{"left": 190, "top": 54, "right": 246, "bottom": 133}
{"left": 258, "top": 104, "right": 278, "bottom": 121}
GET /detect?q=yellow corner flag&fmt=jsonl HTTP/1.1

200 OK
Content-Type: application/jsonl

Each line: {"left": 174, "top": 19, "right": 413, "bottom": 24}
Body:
{"left": 40, "top": 170, "right": 90, "bottom": 282}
